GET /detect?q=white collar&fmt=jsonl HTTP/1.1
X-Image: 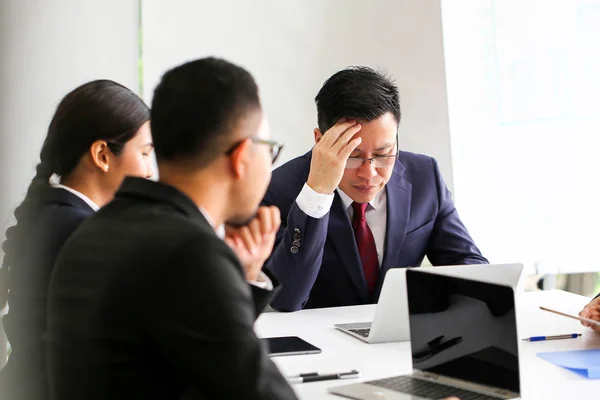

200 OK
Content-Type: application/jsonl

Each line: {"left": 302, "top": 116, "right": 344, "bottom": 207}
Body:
{"left": 337, "top": 187, "right": 386, "bottom": 212}
{"left": 198, "top": 207, "right": 225, "bottom": 239}
{"left": 52, "top": 184, "right": 100, "bottom": 211}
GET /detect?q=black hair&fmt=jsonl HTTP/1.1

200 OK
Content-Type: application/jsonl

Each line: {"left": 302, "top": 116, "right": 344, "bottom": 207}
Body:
{"left": 315, "top": 66, "right": 400, "bottom": 132}
{"left": 150, "top": 57, "right": 261, "bottom": 167}
{"left": 0, "top": 79, "right": 150, "bottom": 305}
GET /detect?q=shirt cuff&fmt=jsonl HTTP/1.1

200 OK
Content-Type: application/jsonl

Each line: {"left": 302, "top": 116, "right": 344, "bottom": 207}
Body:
{"left": 295, "top": 183, "right": 334, "bottom": 219}
{"left": 248, "top": 271, "right": 273, "bottom": 291}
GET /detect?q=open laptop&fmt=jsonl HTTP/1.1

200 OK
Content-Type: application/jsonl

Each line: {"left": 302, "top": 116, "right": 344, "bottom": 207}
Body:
{"left": 333, "top": 263, "right": 523, "bottom": 344}
{"left": 334, "top": 268, "right": 410, "bottom": 343}
{"left": 417, "top": 263, "right": 524, "bottom": 289}
{"left": 329, "top": 263, "right": 523, "bottom": 400}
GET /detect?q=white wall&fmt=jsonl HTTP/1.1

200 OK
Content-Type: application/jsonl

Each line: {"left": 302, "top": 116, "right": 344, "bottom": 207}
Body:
{"left": 442, "top": 0, "right": 600, "bottom": 274}
{"left": 0, "top": 0, "right": 140, "bottom": 226}
{"left": 0, "top": 0, "right": 140, "bottom": 366}
{"left": 141, "top": 0, "right": 454, "bottom": 191}
{"left": 0, "top": 0, "right": 140, "bottom": 234}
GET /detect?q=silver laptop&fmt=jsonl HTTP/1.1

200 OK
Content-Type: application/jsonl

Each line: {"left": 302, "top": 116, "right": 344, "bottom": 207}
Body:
{"left": 329, "top": 263, "right": 523, "bottom": 400}
{"left": 334, "top": 268, "right": 410, "bottom": 343}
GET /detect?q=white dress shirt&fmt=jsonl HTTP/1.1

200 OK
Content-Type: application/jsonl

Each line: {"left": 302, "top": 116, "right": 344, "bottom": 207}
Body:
{"left": 52, "top": 184, "right": 100, "bottom": 211}
{"left": 198, "top": 207, "right": 272, "bottom": 290}
{"left": 295, "top": 183, "right": 387, "bottom": 266}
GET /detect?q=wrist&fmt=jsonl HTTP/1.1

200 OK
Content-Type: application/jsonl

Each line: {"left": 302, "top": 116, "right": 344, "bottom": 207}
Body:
{"left": 306, "top": 177, "right": 334, "bottom": 195}
{"left": 245, "top": 265, "right": 261, "bottom": 282}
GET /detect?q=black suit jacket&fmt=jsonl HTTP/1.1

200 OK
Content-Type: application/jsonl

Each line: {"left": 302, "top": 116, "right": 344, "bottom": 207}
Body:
{"left": 1, "top": 188, "right": 95, "bottom": 400}
{"left": 45, "top": 178, "right": 297, "bottom": 400}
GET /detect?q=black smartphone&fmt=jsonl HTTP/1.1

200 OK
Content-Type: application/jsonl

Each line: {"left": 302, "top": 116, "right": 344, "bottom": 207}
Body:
{"left": 261, "top": 336, "right": 322, "bottom": 357}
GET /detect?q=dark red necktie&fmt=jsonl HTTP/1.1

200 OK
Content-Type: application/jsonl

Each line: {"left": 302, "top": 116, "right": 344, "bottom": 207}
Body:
{"left": 351, "top": 202, "right": 379, "bottom": 296}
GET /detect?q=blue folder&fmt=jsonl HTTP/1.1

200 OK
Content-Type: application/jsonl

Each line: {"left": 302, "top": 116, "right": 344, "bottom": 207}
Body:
{"left": 537, "top": 349, "right": 600, "bottom": 379}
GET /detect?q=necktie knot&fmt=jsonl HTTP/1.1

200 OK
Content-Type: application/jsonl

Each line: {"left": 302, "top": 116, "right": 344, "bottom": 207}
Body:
{"left": 351, "top": 202, "right": 368, "bottom": 220}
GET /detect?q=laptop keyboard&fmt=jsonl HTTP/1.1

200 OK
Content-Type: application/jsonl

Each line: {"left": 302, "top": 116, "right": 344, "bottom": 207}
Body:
{"left": 368, "top": 376, "right": 499, "bottom": 400}
{"left": 348, "top": 328, "right": 371, "bottom": 338}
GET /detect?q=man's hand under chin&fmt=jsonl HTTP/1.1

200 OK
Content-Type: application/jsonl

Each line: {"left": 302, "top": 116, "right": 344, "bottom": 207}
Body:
{"left": 224, "top": 206, "right": 281, "bottom": 282}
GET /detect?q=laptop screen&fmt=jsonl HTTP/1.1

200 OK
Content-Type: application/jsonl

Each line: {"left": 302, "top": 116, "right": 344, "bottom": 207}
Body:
{"left": 406, "top": 269, "right": 520, "bottom": 394}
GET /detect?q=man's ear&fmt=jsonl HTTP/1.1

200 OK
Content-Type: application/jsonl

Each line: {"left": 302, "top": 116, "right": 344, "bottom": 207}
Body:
{"left": 314, "top": 128, "right": 323, "bottom": 144}
{"left": 229, "top": 138, "right": 251, "bottom": 179}
{"left": 89, "top": 140, "right": 111, "bottom": 172}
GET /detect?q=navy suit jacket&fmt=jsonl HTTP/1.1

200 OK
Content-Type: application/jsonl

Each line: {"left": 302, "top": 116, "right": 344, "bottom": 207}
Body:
{"left": 263, "top": 151, "right": 488, "bottom": 311}
{"left": 0, "top": 188, "right": 95, "bottom": 400}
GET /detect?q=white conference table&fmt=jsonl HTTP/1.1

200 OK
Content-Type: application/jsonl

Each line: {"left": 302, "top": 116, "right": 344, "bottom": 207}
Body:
{"left": 255, "top": 290, "right": 600, "bottom": 399}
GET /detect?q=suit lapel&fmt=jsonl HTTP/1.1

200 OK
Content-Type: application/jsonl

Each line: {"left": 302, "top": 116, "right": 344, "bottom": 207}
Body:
{"left": 379, "top": 161, "right": 412, "bottom": 289}
{"left": 328, "top": 193, "right": 369, "bottom": 303}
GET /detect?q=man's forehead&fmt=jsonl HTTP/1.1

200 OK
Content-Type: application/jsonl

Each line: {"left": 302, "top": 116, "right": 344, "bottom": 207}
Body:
{"left": 353, "top": 140, "right": 396, "bottom": 153}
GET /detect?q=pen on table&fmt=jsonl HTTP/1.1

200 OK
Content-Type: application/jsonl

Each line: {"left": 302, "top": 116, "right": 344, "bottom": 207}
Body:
{"left": 521, "top": 333, "right": 582, "bottom": 342}
{"left": 286, "top": 369, "right": 360, "bottom": 383}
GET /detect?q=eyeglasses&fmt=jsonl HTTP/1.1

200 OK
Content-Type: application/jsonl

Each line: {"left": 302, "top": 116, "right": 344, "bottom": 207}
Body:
{"left": 345, "top": 154, "right": 397, "bottom": 169}
{"left": 345, "top": 135, "right": 399, "bottom": 169}
{"left": 225, "top": 137, "right": 284, "bottom": 164}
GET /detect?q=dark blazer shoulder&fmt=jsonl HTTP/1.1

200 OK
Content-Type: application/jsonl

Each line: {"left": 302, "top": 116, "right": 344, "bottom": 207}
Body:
{"left": 264, "top": 152, "right": 312, "bottom": 212}
{"left": 396, "top": 150, "right": 437, "bottom": 175}
{"left": 394, "top": 151, "right": 444, "bottom": 198}
{"left": 33, "top": 188, "right": 95, "bottom": 241}
{"left": 102, "top": 184, "right": 243, "bottom": 279}
{"left": 271, "top": 152, "right": 312, "bottom": 189}
{"left": 39, "top": 187, "right": 95, "bottom": 216}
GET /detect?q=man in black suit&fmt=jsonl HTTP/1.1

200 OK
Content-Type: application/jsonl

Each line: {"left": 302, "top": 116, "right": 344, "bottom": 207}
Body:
{"left": 45, "top": 58, "right": 297, "bottom": 400}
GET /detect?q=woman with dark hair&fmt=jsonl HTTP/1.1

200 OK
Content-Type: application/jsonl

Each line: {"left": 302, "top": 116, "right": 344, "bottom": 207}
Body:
{"left": 0, "top": 79, "right": 153, "bottom": 400}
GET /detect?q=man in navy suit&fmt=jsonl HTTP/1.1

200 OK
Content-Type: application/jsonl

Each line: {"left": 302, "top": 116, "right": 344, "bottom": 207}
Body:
{"left": 263, "top": 67, "right": 488, "bottom": 311}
